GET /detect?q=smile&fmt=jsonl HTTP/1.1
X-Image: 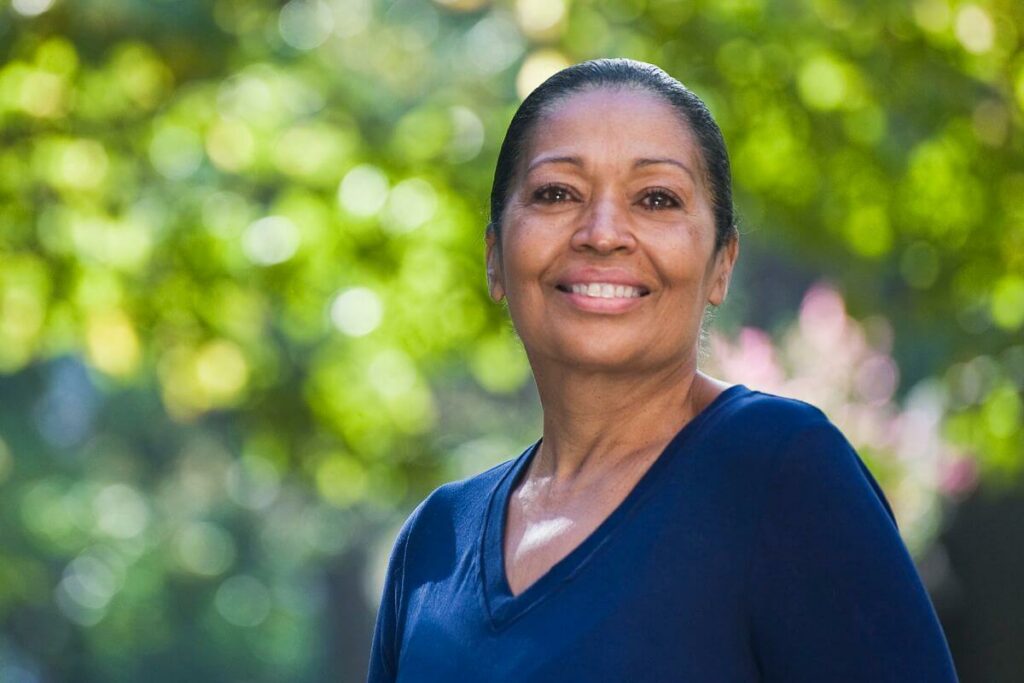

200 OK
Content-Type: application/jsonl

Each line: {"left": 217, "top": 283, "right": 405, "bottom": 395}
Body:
{"left": 554, "top": 282, "right": 651, "bottom": 313}
{"left": 561, "top": 283, "right": 646, "bottom": 299}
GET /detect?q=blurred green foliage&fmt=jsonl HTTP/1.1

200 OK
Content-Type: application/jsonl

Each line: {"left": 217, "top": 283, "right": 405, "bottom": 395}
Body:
{"left": 0, "top": 0, "right": 1022, "bottom": 680}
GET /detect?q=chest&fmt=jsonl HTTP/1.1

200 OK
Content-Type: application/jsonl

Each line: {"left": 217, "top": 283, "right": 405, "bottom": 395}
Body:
{"left": 397, "top": 466, "right": 760, "bottom": 682}
{"left": 502, "top": 469, "right": 648, "bottom": 598}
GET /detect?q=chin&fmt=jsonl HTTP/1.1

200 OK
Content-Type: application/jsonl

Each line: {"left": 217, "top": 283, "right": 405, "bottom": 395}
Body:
{"left": 544, "top": 336, "right": 656, "bottom": 372}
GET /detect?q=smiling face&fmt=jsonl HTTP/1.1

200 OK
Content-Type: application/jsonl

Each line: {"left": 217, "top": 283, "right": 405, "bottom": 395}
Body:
{"left": 485, "top": 86, "right": 738, "bottom": 375}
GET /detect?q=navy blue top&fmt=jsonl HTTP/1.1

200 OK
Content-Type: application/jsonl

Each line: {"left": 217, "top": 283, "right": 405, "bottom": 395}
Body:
{"left": 367, "top": 384, "right": 959, "bottom": 682}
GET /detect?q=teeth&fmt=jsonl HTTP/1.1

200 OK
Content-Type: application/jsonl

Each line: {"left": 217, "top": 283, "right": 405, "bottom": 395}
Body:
{"left": 569, "top": 283, "right": 643, "bottom": 299}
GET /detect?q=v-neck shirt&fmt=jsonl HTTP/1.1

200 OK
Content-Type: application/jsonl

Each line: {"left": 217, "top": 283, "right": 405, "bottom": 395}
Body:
{"left": 367, "top": 384, "right": 959, "bottom": 682}
{"left": 482, "top": 384, "right": 743, "bottom": 626}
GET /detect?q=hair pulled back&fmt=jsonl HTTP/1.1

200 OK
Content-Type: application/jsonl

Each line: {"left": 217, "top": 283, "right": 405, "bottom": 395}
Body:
{"left": 487, "top": 58, "right": 738, "bottom": 255}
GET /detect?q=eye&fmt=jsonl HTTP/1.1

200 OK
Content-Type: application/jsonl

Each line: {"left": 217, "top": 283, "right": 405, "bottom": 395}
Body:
{"left": 638, "top": 188, "right": 682, "bottom": 211}
{"left": 533, "top": 184, "right": 576, "bottom": 204}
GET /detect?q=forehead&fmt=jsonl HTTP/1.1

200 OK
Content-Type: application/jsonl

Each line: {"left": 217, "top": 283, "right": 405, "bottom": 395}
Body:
{"left": 523, "top": 86, "right": 700, "bottom": 167}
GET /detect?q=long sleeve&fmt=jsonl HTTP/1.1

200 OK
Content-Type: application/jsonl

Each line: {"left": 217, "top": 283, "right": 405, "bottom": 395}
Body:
{"left": 745, "top": 420, "right": 959, "bottom": 682}
{"left": 367, "top": 515, "right": 414, "bottom": 683}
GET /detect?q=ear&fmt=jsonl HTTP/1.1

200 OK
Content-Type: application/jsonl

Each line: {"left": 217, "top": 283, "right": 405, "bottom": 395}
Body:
{"left": 485, "top": 226, "right": 506, "bottom": 303}
{"left": 707, "top": 235, "right": 739, "bottom": 307}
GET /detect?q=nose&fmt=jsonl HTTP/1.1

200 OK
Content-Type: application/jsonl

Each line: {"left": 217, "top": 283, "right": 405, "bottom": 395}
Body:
{"left": 569, "top": 191, "right": 637, "bottom": 254}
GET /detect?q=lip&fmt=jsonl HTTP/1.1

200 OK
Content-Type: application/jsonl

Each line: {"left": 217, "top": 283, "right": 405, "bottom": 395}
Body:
{"left": 553, "top": 267, "right": 652, "bottom": 314}
{"left": 554, "top": 267, "right": 651, "bottom": 292}
{"left": 557, "top": 288, "right": 648, "bottom": 314}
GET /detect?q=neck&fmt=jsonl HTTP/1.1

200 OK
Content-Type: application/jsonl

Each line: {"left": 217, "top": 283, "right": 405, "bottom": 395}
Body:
{"left": 527, "top": 352, "right": 718, "bottom": 488}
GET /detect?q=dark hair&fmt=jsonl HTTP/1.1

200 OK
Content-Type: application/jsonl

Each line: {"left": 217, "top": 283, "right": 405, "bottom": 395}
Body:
{"left": 487, "top": 58, "right": 738, "bottom": 255}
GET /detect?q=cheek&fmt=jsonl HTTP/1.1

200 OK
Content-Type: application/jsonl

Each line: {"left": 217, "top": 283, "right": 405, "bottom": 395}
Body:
{"left": 651, "top": 218, "right": 716, "bottom": 276}
{"left": 500, "top": 225, "right": 558, "bottom": 283}
{"left": 648, "top": 236, "right": 707, "bottom": 287}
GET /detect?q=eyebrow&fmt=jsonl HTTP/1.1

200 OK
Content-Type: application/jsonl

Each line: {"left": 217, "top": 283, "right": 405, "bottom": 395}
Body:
{"left": 526, "top": 155, "right": 583, "bottom": 173}
{"left": 526, "top": 155, "right": 697, "bottom": 182}
{"left": 633, "top": 157, "right": 697, "bottom": 182}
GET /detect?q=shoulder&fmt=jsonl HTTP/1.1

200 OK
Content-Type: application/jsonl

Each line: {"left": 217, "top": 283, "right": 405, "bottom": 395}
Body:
{"left": 722, "top": 388, "right": 898, "bottom": 527}
{"left": 393, "top": 447, "right": 526, "bottom": 548}
{"left": 703, "top": 386, "right": 887, "bottom": 516}
{"left": 725, "top": 385, "right": 830, "bottom": 426}
{"left": 740, "top": 408, "right": 953, "bottom": 679}
{"left": 711, "top": 385, "right": 835, "bottom": 455}
{"left": 368, "top": 454, "right": 524, "bottom": 678}
{"left": 422, "top": 455, "right": 518, "bottom": 517}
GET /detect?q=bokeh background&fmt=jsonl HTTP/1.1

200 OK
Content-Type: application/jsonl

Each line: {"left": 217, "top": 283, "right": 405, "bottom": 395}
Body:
{"left": 1, "top": 0, "right": 1022, "bottom": 680}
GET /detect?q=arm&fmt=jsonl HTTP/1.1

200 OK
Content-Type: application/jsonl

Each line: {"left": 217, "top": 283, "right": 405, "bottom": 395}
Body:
{"left": 367, "top": 515, "right": 414, "bottom": 683}
{"left": 745, "top": 420, "right": 959, "bottom": 682}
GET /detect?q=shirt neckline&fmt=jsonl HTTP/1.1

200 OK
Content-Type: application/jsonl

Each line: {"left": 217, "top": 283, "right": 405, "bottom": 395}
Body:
{"left": 479, "top": 383, "right": 751, "bottom": 630}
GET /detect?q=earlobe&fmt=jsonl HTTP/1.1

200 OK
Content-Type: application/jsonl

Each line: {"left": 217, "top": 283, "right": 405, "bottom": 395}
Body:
{"left": 487, "top": 265, "right": 506, "bottom": 303}
{"left": 707, "top": 236, "right": 739, "bottom": 307}
{"left": 708, "top": 278, "right": 729, "bottom": 307}
{"left": 709, "top": 267, "right": 731, "bottom": 306}
{"left": 712, "top": 280, "right": 729, "bottom": 307}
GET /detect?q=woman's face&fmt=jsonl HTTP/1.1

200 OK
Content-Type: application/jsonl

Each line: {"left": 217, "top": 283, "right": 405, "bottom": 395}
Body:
{"left": 486, "top": 86, "right": 738, "bottom": 375}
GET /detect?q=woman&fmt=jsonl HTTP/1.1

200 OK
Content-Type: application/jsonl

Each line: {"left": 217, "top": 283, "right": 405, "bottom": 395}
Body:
{"left": 367, "top": 58, "right": 959, "bottom": 682}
